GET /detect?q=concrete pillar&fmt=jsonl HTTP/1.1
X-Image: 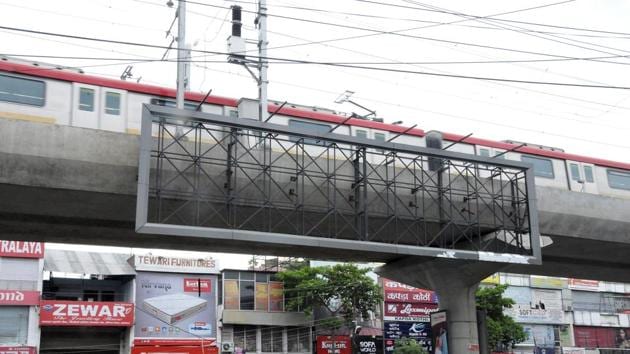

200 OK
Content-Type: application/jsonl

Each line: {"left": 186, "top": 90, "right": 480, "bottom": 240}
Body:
{"left": 377, "top": 257, "right": 505, "bottom": 354}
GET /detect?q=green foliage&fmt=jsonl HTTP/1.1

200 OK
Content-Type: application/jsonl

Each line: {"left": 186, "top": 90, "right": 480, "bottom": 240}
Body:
{"left": 476, "top": 284, "right": 527, "bottom": 350}
{"left": 393, "top": 338, "right": 429, "bottom": 354}
{"left": 275, "top": 263, "right": 382, "bottom": 321}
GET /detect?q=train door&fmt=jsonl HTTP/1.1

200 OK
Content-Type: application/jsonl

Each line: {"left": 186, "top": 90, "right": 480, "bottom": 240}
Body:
{"left": 567, "top": 161, "right": 598, "bottom": 193}
{"left": 99, "top": 88, "right": 127, "bottom": 132}
{"left": 71, "top": 83, "right": 100, "bottom": 129}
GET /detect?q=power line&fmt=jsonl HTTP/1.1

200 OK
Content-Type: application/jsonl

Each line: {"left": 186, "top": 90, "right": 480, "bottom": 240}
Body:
{"left": 3, "top": 25, "right": 630, "bottom": 90}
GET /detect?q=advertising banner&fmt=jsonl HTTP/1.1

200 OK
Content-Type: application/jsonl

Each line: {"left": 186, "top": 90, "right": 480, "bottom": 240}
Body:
{"left": 431, "top": 311, "right": 448, "bottom": 354}
{"left": 384, "top": 321, "right": 433, "bottom": 353}
{"left": 522, "top": 325, "right": 555, "bottom": 346}
{"left": 0, "top": 290, "right": 40, "bottom": 306}
{"left": 0, "top": 347, "right": 37, "bottom": 354}
{"left": 135, "top": 271, "right": 217, "bottom": 339}
{"left": 481, "top": 274, "right": 500, "bottom": 285}
{"left": 561, "top": 348, "right": 585, "bottom": 354}
{"left": 0, "top": 241, "right": 43, "bottom": 258}
{"left": 224, "top": 280, "right": 239, "bottom": 310}
{"left": 530, "top": 276, "right": 566, "bottom": 289}
{"left": 316, "top": 336, "right": 351, "bottom": 354}
{"left": 269, "top": 282, "right": 284, "bottom": 311}
{"left": 531, "top": 289, "right": 562, "bottom": 311}
{"left": 504, "top": 305, "right": 563, "bottom": 324}
{"left": 356, "top": 336, "right": 382, "bottom": 354}
{"left": 382, "top": 279, "right": 437, "bottom": 304}
{"left": 568, "top": 278, "right": 600, "bottom": 291}
{"left": 256, "top": 283, "right": 269, "bottom": 311}
{"left": 39, "top": 300, "right": 134, "bottom": 326}
{"left": 384, "top": 302, "right": 439, "bottom": 322}
{"left": 134, "top": 255, "right": 220, "bottom": 274}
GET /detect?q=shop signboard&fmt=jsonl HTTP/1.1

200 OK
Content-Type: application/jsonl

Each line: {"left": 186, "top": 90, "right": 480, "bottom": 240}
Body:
{"left": 568, "top": 279, "right": 600, "bottom": 291}
{"left": 430, "top": 311, "right": 448, "bottom": 354}
{"left": 0, "top": 241, "right": 43, "bottom": 258}
{"left": 39, "top": 300, "right": 134, "bottom": 326}
{"left": 356, "top": 336, "right": 382, "bottom": 354}
{"left": 383, "top": 321, "right": 433, "bottom": 353}
{"left": 135, "top": 271, "right": 218, "bottom": 339}
{"left": 134, "top": 255, "right": 219, "bottom": 274}
{"left": 481, "top": 274, "right": 500, "bottom": 285}
{"left": 384, "top": 302, "right": 439, "bottom": 322}
{"left": 0, "top": 347, "right": 37, "bottom": 354}
{"left": 530, "top": 276, "right": 566, "bottom": 289}
{"left": 504, "top": 305, "right": 563, "bottom": 324}
{"left": 382, "top": 279, "right": 437, "bottom": 304}
{"left": 561, "top": 348, "right": 585, "bottom": 354}
{"left": 0, "top": 290, "right": 39, "bottom": 306}
{"left": 316, "top": 336, "right": 352, "bottom": 354}
{"left": 521, "top": 325, "right": 555, "bottom": 346}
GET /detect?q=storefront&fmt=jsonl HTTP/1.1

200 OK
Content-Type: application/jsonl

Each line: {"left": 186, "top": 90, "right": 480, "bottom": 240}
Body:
{"left": 0, "top": 241, "right": 44, "bottom": 353}
{"left": 131, "top": 254, "right": 220, "bottom": 354}
{"left": 40, "top": 249, "right": 136, "bottom": 353}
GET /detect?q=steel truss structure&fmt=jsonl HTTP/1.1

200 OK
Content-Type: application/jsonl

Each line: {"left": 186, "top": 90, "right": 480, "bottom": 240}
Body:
{"left": 137, "top": 105, "right": 541, "bottom": 264}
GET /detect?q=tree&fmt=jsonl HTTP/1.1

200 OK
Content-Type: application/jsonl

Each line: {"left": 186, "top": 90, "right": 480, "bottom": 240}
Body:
{"left": 393, "top": 338, "right": 429, "bottom": 354}
{"left": 276, "top": 263, "right": 382, "bottom": 324}
{"left": 476, "top": 284, "right": 527, "bottom": 351}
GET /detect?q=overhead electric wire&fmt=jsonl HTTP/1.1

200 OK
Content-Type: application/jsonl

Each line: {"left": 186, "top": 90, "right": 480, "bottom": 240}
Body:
{"left": 4, "top": 25, "right": 630, "bottom": 90}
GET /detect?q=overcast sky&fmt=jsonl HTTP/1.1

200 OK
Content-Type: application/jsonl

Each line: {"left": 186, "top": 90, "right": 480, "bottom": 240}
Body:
{"left": 3, "top": 0, "right": 630, "bottom": 266}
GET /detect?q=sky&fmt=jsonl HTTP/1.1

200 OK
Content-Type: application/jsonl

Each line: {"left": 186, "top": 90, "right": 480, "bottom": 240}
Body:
{"left": 3, "top": 0, "right": 630, "bottom": 266}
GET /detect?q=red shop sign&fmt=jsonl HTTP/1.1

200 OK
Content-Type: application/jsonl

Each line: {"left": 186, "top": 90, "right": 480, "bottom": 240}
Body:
{"left": 0, "top": 347, "right": 37, "bottom": 354}
{"left": 40, "top": 300, "right": 134, "bottom": 327}
{"left": 0, "top": 241, "right": 44, "bottom": 258}
{"left": 382, "top": 278, "right": 437, "bottom": 304}
{"left": 317, "top": 336, "right": 352, "bottom": 354}
{"left": 384, "top": 302, "right": 439, "bottom": 318}
{"left": 184, "top": 278, "right": 211, "bottom": 293}
{"left": 0, "top": 290, "right": 40, "bottom": 306}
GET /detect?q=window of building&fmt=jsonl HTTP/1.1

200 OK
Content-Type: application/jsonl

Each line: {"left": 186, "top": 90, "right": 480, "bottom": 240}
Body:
{"left": 150, "top": 98, "right": 198, "bottom": 111}
{"left": 521, "top": 155, "right": 554, "bottom": 179}
{"left": 570, "top": 163, "right": 581, "bottom": 181}
{"left": 101, "top": 290, "right": 115, "bottom": 301}
{"left": 0, "top": 306, "right": 28, "bottom": 344}
{"left": 288, "top": 119, "right": 330, "bottom": 146}
{"left": 287, "top": 327, "right": 310, "bottom": 352}
{"left": 262, "top": 327, "right": 284, "bottom": 352}
{"left": 79, "top": 87, "right": 95, "bottom": 112}
{"left": 0, "top": 74, "right": 45, "bottom": 106}
{"left": 240, "top": 279, "right": 255, "bottom": 310}
{"left": 584, "top": 166, "right": 594, "bottom": 183}
{"left": 233, "top": 325, "right": 257, "bottom": 352}
{"left": 105, "top": 92, "right": 121, "bottom": 115}
{"left": 355, "top": 130, "right": 368, "bottom": 139}
{"left": 607, "top": 169, "right": 630, "bottom": 190}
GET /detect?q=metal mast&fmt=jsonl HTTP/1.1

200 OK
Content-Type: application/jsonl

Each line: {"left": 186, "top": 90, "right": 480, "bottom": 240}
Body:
{"left": 257, "top": 0, "right": 268, "bottom": 121}
{"left": 176, "top": 0, "right": 187, "bottom": 109}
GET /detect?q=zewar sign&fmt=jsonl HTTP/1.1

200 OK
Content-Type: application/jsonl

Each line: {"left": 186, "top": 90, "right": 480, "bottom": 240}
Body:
{"left": 0, "top": 347, "right": 37, "bottom": 354}
{"left": 39, "top": 300, "right": 134, "bottom": 326}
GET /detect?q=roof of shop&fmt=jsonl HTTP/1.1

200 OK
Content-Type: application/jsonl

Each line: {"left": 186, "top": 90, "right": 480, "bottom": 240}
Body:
{"left": 44, "top": 249, "right": 136, "bottom": 275}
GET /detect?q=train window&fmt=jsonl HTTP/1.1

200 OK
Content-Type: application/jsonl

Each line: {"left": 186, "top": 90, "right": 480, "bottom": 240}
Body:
{"left": 0, "top": 74, "right": 45, "bottom": 106}
{"left": 570, "top": 163, "right": 581, "bottom": 181}
{"left": 79, "top": 87, "right": 95, "bottom": 112}
{"left": 607, "top": 169, "right": 630, "bottom": 190}
{"left": 521, "top": 155, "right": 554, "bottom": 179}
{"left": 150, "top": 98, "right": 197, "bottom": 111}
{"left": 356, "top": 129, "right": 368, "bottom": 139}
{"left": 105, "top": 92, "right": 121, "bottom": 115}
{"left": 584, "top": 166, "right": 594, "bottom": 183}
{"left": 288, "top": 119, "right": 330, "bottom": 145}
{"left": 479, "top": 148, "right": 490, "bottom": 157}
{"left": 374, "top": 132, "right": 386, "bottom": 153}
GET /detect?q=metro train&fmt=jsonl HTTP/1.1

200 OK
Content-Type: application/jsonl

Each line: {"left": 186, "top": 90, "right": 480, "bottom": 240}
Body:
{"left": 1, "top": 57, "right": 630, "bottom": 199}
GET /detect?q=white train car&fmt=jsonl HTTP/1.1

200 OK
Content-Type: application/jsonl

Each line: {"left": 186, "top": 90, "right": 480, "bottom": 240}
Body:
{"left": 2, "top": 57, "right": 630, "bottom": 199}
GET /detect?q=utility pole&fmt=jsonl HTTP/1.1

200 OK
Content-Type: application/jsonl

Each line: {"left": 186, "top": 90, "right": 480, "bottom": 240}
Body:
{"left": 176, "top": 0, "right": 187, "bottom": 110}
{"left": 257, "top": 0, "right": 268, "bottom": 121}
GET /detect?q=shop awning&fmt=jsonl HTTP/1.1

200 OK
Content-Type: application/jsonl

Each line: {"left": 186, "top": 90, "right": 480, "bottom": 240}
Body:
{"left": 44, "top": 249, "right": 135, "bottom": 275}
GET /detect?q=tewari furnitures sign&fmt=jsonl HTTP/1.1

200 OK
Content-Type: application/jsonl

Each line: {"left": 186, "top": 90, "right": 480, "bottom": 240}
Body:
{"left": 134, "top": 255, "right": 220, "bottom": 274}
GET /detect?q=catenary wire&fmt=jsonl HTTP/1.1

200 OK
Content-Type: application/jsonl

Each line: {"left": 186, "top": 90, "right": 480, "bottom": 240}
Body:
{"left": 2, "top": 25, "right": 630, "bottom": 90}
